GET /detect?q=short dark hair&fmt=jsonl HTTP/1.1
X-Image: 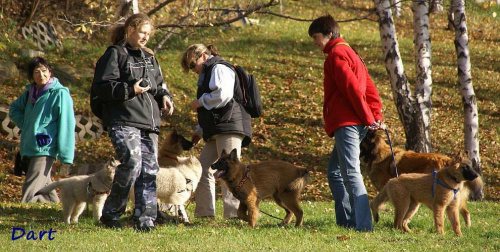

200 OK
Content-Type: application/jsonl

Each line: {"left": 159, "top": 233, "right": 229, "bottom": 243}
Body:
{"left": 27, "top": 57, "right": 52, "bottom": 81}
{"left": 308, "top": 14, "right": 340, "bottom": 39}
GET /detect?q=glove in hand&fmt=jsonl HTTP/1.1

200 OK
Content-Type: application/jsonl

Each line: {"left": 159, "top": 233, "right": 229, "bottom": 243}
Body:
{"left": 36, "top": 133, "right": 52, "bottom": 147}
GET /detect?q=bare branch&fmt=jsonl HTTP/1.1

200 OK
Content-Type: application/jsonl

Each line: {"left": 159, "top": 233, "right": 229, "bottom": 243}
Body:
{"left": 155, "top": 0, "right": 278, "bottom": 29}
{"left": 147, "top": 0, "right": 177, "bottom": 17}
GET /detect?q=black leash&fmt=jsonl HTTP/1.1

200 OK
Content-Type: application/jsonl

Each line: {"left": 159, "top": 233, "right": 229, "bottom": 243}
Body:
{"left": 383, "top": 128, "right": 399, "bottom": 177}
{"left": 259, "top": 210, "right": 283, "bottom": 221}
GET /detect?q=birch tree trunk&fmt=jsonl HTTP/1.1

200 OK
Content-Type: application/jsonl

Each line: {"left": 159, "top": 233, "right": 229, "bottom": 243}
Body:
{"left": 412, "top": 0, "right": 433, "bottom": 152}
{"left": 430, "top": 0, "right": 444, "bottom": 13}
{"left": 374, "top": 0, "right": 428, "bottom": 152}
{"left": 131, "top": 0, "right": 139, "bottom": 14}
{"left": 390, "top": 0, "right": 402, "bottom": 17}
{"left": 450, "top": 0, "right": 481, "bottom": 170}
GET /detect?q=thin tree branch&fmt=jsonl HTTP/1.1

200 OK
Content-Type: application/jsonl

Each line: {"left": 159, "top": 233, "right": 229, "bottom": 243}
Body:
{"left": 147, "top": 0, "right": 177, "bottom": 16}
{"left": 155, "top": 0, "right": 277, "bottom": 29}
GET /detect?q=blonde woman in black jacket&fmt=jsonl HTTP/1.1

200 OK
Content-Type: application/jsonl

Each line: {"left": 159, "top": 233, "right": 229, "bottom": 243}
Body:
{"left": 92, "top": 13, "right": 173, "bottom": 232}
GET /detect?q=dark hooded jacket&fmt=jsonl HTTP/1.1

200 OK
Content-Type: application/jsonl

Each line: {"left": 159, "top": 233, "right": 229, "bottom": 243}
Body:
{"left": 197, "top": 56, "right": 251, "bottom": 147}
{"left": 92, "top": 44, "right": 172, "bottom": 133}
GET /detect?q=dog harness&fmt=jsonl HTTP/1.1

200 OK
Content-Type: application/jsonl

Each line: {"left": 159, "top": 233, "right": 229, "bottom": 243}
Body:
{"left": 432, "top": 171, "right": 459, "bottom": 200}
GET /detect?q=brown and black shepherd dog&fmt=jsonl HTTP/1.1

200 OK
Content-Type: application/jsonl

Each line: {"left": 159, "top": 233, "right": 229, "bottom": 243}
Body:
{"left": 370, "top": 153, "right": 479, "bottom": 236}
{"left": 211, "top": 149, "right": 309, "bottom": 228}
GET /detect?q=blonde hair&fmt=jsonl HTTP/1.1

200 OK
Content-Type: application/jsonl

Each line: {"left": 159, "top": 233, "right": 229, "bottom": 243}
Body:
{"left": 180, "top": 44, "right": 220, "bottom": 74}
{"left": 109, "top": 13, "right": 155, "bottom": 45}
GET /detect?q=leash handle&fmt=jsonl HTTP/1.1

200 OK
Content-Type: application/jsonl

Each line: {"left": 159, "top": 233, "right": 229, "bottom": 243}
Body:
{"left": 384, "top": 128, "right": 399, "bottom": 177}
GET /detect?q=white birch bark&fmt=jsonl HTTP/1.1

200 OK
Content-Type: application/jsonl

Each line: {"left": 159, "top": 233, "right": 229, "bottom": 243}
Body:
{"left": 412, "top": 0, "right": 433, "bottom": 152}
{"left": 390, "top": 0, "right": 402, "bottom": 17}
{"left": 430, "top": 0, "right": 444, "bottom": 13}
{"left": 374, "top": 0, "right": 429, "bottom": 152}
{"left": 451, "top": 0, "right": 481, "bottom": 170}
{"left": 131, "top": 0, "right": 139, "bottom": 14}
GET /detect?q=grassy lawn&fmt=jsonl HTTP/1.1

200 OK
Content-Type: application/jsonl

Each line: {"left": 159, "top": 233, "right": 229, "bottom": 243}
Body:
{"left": 1, "top": 200, "right": 499, "bottom": 251}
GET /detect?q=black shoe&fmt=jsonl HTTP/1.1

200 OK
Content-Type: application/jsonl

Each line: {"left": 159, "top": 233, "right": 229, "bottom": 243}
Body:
{"left": 100, "top": 216, "right": 122, "bottom": 229}
{"left": 133, "top": 223, "right": 155, "bottom": 233}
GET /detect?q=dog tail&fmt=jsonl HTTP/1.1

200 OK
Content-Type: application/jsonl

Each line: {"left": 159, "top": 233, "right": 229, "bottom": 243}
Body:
{"left": 370, "top": 186, "right": 390, "bottom": 223}
{"left": 287, "top": 168, "right": 309, "bottom": 192}
{"left": 34, "top": 180, "right": 63, "bottom": 196}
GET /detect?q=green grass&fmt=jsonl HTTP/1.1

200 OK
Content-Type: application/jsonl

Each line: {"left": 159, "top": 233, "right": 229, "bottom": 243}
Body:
{"left": 1, "top": 200, "right": 499, "bottom": 251}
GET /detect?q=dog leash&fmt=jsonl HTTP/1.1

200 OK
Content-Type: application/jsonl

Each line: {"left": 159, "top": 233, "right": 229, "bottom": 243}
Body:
{"left": 384, "top": 128, "right": 399, "bottom": 177}
{"left": 259, "top": 210, "right": 284, "bottom": 221}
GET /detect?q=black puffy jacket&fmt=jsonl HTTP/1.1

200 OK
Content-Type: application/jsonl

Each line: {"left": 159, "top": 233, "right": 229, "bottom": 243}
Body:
{"left": 92, "top": 44, "right": 172, "bottom": 133}
{"left": 197, "top": 56, "right": 252, "bottom": 147}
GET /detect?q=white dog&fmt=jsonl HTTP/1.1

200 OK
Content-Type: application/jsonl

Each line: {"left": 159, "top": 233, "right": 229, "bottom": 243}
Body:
{"left": 157, "top": 129, "right": 202, "bottom": 223}
{"left": 130, "top": 130, "right": 202, "bottom": 223}
{"left": 36, "top": 159, "right": 118, "bottom": 224}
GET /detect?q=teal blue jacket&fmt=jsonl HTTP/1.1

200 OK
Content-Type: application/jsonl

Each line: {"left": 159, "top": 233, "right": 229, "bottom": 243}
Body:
{"left": 9, "top": 78, "right": 75, "bottom": 164}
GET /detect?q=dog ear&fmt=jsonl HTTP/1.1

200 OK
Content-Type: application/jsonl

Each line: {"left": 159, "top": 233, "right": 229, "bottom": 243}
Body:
{"left": 220, "top": 149, "right": 228, "bottom": 157}
{"left": 229, "top": 149, "right": 238, "bottom": 161}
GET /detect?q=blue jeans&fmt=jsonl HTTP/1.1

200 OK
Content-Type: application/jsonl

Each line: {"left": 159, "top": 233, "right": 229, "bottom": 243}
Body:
{"left": 327, "top": 125, "right": 373, "bottom": 231}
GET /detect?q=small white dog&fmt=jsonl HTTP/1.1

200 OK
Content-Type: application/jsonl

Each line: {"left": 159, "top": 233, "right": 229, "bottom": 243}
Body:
{"left": 36, "top": 159, "right": 118, "bottom": 224}
{"left": 157, "top": 129, "right": 202, "bottom": 223}
{"left": 130, "top": 130, "right": 202, "bottom": 223}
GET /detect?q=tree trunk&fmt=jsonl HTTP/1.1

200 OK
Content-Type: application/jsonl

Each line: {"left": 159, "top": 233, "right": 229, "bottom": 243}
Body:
{"left": 374, "top": 0, "right": 428, "bottom": 152}
{"left": 390, "top": 0, "right": 402, "bottom": 17}
{"left": 451, "top": 0, "right": 481, "bottom": 171}
{"left": 429, "top": 0, "right": 444, "bottom": 13}
{"left": 412, "top": 0, "right": 433, "bottom": 152}
{"left": 131, "top": 0, "right": 139, "bottom": 14}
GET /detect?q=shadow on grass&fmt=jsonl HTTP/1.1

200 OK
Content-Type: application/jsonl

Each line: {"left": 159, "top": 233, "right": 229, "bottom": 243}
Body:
{"left": 0, "top": 203, "right": 62, "bottom": 230}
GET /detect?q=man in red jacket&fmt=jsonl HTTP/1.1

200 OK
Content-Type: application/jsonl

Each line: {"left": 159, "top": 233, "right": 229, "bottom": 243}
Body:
{"left": 309, "top": 14, "right": 383, "bottom": 231}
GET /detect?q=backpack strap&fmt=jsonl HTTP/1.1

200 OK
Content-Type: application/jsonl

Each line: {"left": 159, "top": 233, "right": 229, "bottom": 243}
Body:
{"left": 332, "top": 42, "right": 366, "bottom": 66}
{"left": 109, "top": 45, "right": 128, "bottom": 56}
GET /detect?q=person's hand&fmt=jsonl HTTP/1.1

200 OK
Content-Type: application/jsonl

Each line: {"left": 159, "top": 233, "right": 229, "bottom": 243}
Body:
{"left": 133, "top": 79, "right": 150, "bottom": 95}
{"left": 191, "top": 99, "right": 202, "bottom": 109}
{"left": 191, "top": 134, "right": 201, "bottom": 146}
{"left": 35, "top": 133, "right": 52, "bottom": 147}
{"left": 162, "top": 96, "right": 174, "bottom": 116}
{"left": 368, "top": 121, "right": 385, "bottom": 131}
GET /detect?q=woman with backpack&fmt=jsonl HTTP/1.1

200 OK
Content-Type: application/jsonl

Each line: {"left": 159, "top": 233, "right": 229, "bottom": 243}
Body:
{"left": 180, "top": 44, "right": 251, "bottom": 219}
{"left": 92, "top": 13, "right": 174, "bottom": 232}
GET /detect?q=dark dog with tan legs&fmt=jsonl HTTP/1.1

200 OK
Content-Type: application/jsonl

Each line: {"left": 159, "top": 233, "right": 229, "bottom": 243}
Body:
{"left": 211, "top": 149, "right": 309, "bottom": 228}
{"left": 370, "top": 153, "right": 479, "bottom": 236}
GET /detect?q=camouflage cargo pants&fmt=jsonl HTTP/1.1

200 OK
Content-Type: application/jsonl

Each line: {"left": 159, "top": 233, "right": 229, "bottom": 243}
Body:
{"left": 102, "top": 125, "right": 159, "bottom": 227}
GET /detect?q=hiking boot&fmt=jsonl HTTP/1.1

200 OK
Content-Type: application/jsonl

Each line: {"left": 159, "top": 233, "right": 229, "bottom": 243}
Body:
{"left": 133, "top": 223, "right": 155, "bottom": 233}
{"left": 100, "top": 216, "right": 122, "bottom": 229}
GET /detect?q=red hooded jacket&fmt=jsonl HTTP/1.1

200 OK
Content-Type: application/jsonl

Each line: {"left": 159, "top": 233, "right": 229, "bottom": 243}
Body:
{"left": 322, "top": 38, "right": 383, "bottom": 137}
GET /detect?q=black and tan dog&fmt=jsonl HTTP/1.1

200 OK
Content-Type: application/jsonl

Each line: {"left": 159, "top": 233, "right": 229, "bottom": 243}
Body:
{"left": 360, "top": 130, "right": 484, "bottom": 200}
{"left": 211, "top": 149, "right": 309, "bottom": 228}
{"left": 370, "top": 153, "right": 478, "bottom": 236}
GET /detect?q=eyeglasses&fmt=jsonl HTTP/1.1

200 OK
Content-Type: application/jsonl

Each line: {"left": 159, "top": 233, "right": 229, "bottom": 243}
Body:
{"left": 189, "top": 61, "right": 197, "bottom": 70}
{"left": 189, "top": 55, "right": 202, "bottom": 71}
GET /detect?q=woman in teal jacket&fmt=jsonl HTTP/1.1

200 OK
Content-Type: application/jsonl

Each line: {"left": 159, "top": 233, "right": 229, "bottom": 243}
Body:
{"left": 9, "top": 57, "right": 75, "bottom": 203}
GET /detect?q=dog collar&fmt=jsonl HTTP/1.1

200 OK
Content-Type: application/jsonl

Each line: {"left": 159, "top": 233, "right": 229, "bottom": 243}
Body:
{"left": 233, "top": 166, "right": 252, "bottom": 198}
{"left": 164, "top": 153, "right": 179, "bottom": 162}
{"left": 432, "top": 171, "right": 459, "bottom": 200}
{"left": 87, "top": 182, "right": 111, "bottom": 196}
